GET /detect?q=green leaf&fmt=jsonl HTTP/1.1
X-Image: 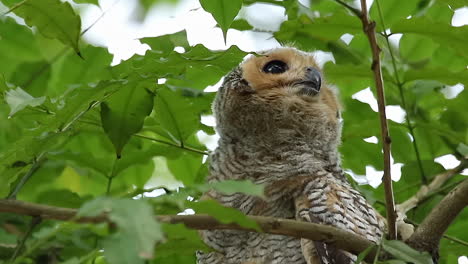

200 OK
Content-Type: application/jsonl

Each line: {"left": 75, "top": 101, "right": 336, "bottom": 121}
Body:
{"left": 79, "top": 197, "right": 163, "bottom": 260}
{"left": 54, "top": 81, "right": 120, "bottom": 130}
{"left": 188, "top": 200, "right": 260, "bottom": 231}
{"left": 342, "top": 98, "right": 380, "bottom": 138}
{"left": 199, "top": 0, "right": 242, "bottom": 42}
{"left": 103, "top": 232, "right": 144, "bottom": 264}
{"left": 275, "top": 11, "right": 361, "bottom": 49}
{"left": 431, "top": 45, "right": 467, "bottom": 72}
{"left": 381, "top": 239, "right": 433, "bottom": 264}
{"left": 403, "top": 67, "right": 468, "bottom": 87}
{"left": 389, "top": 122, "right": 414, "bottom": 163}
{"left": 107, "top": 199, "right": 163, "bottom": 259}
{"left": 395, "top": 160, "right": 445, "bottom": 202}
{"left": 341, "top": 137, "right": 383, "bottom": 174}
{"left": 369, "top": 0, "right": 418, "bottom": 31}
{"left": 9, "top": 60, "right": 51, "bottom": 97}
{"left": 49, "top": 45, "right": 113, "bottom": 97}
{"left": 153, "top": 86, "right": 212, "bottom": 143}
{"left": 423, "top": 1, "right": 454, "bottom": 25}
{"left": 112, "top": 157, "right": 154, "bottom": 191}
{"left": 0, "top": 17, "right": 42, "bottom": 77}
{"left": 5, "top": 87, "right": 46, "bottom": 117}
{"left": 36, "top": 189, "right": 87, "bottom": 208}
{"left": 229, "top": 19, "right": 253, "bottom": 31}
{"left": 140, "top": 30, "right": 189, "bottom": 54}
{"left": 155, "top": 224, "right": 211, "bottom": 258}
{"left": 355, "top": 244, "right": 376, "bottom": 264}
{"left": 100, "top": 79, "right": 155, "bottom": 157}
{"left": 48, "top": 151, "right": 111, "bottom": 176}
{"left": 399, "top": 34, "right": 438, "bottom": 63}
{"left": 166, "top": 151, "right": 203, "bottom": 185}
{"left": 457, "top": 143, "right": 468, "bottom": 157}
{"left": 391, "top": 18, "right": 468, "bottom": 59}
{"left": 10, "top": 0, "right": 82, "bottom": 54}
{"left": 113, "top": 144, "right": 182, "bottom": 177}
{"left": 323, "top": 63, "right": 373, "bottom": 97}
{"left": 0, "top": 226, "right": 17, "bottom": 244}
{"left": 112, "top": 44, "right": 245, "bottom": 85}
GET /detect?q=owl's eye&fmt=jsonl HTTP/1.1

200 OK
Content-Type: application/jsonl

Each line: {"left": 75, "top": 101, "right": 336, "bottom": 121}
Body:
{"left": 262, "top": 60, "right": 288, "bottom": 74}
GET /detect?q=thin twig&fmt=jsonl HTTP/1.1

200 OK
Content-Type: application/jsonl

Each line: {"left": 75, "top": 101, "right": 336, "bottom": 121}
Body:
{"left": 9, "top": 216, "right": 42, "bottom": 263}
{"left": 81, "top": 0, "right": 121, "bottom": 36}
{"left": 0, "top": 199, "right": 378, "bottom": 262}
{"left": 6, "top": 154, "right": 47, "bottom": 199}
{"left": 1, "top": 0, "right": 26, "bottom": 16}
{"left": 375, "top": 0, "right": 426, "bottom": 184}
{"left": 358, "top": 0, "right": 397, "bottom": 240}
{"left": 134, "top": 134, "right": 208, "bottom": 155}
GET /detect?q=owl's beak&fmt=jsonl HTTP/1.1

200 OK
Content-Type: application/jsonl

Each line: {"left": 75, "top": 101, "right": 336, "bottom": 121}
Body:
{"left": 296, "top": 67, "right": 321, "bottom": 96}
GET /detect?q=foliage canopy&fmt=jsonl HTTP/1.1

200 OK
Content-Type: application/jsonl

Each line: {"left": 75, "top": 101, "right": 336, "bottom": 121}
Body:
{"left": 0, "top": 0, "right": 467, "bottom": 263}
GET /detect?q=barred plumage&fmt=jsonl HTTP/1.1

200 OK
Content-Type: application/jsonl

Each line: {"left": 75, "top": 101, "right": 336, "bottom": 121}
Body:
{"left": 197, "top": 48, "right": 386, "bottom": 264}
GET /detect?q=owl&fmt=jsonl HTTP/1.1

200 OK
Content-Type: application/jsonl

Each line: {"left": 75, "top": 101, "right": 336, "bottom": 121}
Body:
{"left": 197, "top": 47, "right": 386, "bottom": 264}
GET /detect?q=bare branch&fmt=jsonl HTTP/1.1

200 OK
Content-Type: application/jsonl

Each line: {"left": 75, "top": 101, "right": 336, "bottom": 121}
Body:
{"left": 0, "top": 199, "right": 378, "bottom": 262}
{"left": 358, "top": 0, "right": 397, "bottom": 240}
{"left": 406, "top": 178, "right": 468, "bottom": 256}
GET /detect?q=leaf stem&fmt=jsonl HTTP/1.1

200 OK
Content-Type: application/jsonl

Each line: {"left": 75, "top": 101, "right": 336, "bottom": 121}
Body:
{"left": 106, "top": 158, "right": 119, "bottom": 196}
{"left": 2, "top": 0, "right": 26, "bottom": 16}
{"left": 372, "top": 240, "right": 382, "bottom": 264}
{"left": 80, "top": 0, "right": 121, "bottom": 37}
{"left": 375, "top": 0, "right": 426, "bottom": 184}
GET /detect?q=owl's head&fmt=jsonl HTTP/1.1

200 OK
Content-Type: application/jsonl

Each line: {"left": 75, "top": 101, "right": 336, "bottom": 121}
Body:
{"left": 214, "top": 47, "right": 341, "bottom": 146}
{"left": 243, "top": 48, "right": 323, "bottom": 96}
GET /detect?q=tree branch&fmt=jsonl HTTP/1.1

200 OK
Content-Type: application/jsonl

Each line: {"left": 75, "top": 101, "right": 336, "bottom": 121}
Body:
{"left": 406, "top": 178, "right": 468, "bottom": 257}
{"left": 358, "top": 0, "right": 397, "bottom": 240}
{"left": 0, "top": 199, "right": 378, "bottom": 262}
{"left": 397, "top": 160, "right": 467, "bottom": 219}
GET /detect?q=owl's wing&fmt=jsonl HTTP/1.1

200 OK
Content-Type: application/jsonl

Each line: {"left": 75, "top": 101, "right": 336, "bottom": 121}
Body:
{"left": 295, "top": 175, "right": 385, "bottom": 264}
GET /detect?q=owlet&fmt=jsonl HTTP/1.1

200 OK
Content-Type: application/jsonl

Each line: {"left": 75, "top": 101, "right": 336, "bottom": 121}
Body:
{"left": 197, "top": 47, "right": 386, "bottom": 264}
